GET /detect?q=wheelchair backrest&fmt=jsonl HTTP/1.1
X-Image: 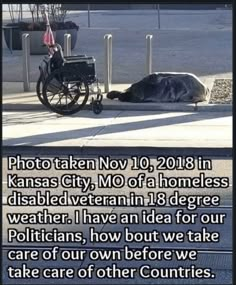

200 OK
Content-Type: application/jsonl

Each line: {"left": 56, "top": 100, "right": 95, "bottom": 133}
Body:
{"left": 50, "top": 44, "right": 64, "bottom": 71}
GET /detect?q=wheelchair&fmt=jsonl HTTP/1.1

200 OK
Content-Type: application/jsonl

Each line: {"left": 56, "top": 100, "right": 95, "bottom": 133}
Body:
{"left": 36, "top": 44, "right": 103, "bottom": 115}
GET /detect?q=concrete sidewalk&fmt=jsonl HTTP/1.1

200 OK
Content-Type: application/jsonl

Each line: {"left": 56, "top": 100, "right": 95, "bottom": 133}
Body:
{"left": 3, "top": 109, "right": 232, "bottom": 156}
{"left": 2, "top": 80, "right": 232, "bottom": 156}
{"left": 2, "top": 80, "right": 232, "bottom": 113}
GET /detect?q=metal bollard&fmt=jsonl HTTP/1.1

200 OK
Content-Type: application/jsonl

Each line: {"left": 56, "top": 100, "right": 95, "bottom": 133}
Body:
{"left": 9, "top": 27, "right": 13, "bottom": 54}
{"left": 20, "top": 4, "right": 23, "bottom": 21}
{"left": 104, "top": 34, "right": 112, "bottom": 93}
{"left": 109, "top": 36, "right": 112, "bottom": 89}
{"left": 88, "top": 4, "right": 91, "bottom": 28}
{"left": 22, "top": 33, "right": 30, "bottom": 91}
{"left": 64, "top": 33, "right": 71, "bottom": 56}
{"left": 146, "top": 35, "right": 153, "bottom": 75}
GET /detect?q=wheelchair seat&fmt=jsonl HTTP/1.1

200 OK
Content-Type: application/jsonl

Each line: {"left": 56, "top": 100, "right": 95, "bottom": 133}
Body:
{"left": 51, "top": 43, "right": 88, "bottom": 67}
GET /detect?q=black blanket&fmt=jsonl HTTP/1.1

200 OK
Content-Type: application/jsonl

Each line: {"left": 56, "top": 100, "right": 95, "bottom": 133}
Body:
{"left": 107, "top": 73, "right": 209, "bottom": 103}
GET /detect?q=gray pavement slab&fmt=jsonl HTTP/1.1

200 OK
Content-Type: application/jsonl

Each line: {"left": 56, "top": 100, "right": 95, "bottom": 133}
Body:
{"left": 2, "top": 111, "right": 232, "bottom": 154}
{"left": 2, "top": 9, "right": 233, "bottom": 30}
{"left": 2, "top": 10, "right": 232, "bottom": 82}
{"left": 4, "top": 79, "right": 232, "bottom": 113}
{"left": 2, "top": 146, "right": 233, "bottom": 157}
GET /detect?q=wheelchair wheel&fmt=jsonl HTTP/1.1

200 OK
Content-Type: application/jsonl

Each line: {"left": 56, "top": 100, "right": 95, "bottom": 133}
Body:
{"left": 42, "top": 68, "right": 89, "bottom": 115}
{"left": 36, "top": 74, "right": 46, "bottom": 106}
{"left": 92, "top": 99, "right": 103, "bottom": 114}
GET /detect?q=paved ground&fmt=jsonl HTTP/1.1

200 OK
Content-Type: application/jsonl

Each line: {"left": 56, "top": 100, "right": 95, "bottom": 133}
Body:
{"left": 3, "top": 78, "right": 227, "bottom": 113}
{"left": 2, "top": 10, "right": 232, "bottom": 82}
{"left": 2, "top": 109, "right": 232, "bottom": 154}
{"left": 2, "top": 9, "right": 232, "bottom": 30}
{"left": 2, "top": 79, "right": 232, "bottom": 156}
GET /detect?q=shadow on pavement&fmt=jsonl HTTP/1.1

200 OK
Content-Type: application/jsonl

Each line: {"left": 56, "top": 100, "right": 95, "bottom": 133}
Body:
{"left": 3, "top": 111, "right": 231, "bottom": 146}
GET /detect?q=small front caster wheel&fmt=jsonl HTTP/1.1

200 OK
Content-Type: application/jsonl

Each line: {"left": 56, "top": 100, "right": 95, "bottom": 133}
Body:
{"left": 92, "top": 100, "right": 103, "bottom": 114}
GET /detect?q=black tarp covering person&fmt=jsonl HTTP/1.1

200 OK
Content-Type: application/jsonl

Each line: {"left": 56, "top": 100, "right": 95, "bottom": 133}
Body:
{"left": 107, "top": 73, "right": 209, "bottom": 103}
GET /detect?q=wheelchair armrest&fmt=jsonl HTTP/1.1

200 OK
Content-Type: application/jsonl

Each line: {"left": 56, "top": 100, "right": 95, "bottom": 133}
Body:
{"left": 64, "top": 55, "right": 87, "bottom": 61}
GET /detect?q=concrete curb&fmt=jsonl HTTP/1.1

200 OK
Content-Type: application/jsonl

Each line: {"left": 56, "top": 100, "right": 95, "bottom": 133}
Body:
{"left": 2, "top": 103, "right": 233, "bottom": 112}
{"left": 2, "top": 146, "right": 232, "bottom": 157}
{"left": 2, "top": 77, "right": 232, "bottom": 113}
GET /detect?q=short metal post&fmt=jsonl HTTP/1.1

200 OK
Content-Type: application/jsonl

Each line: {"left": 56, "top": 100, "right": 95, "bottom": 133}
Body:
{"left": 20, "top": 4, "right": 23, "bottom": 21}
{"left": 22, "top": 33, "right": 30, "bottom": 91}
{"left": 104, "top": 34, "right": 112, "bottom": 93}
{"left": 9, "top": 27, "right": 13, "bottom": 54}
{"left": 64, "top": 33, "right": 71, "bottom": 56}
{"left": 146, "top": 35, "right": 153, "bottom": 75}
{"left": 109, "top": 36, "right": 112, "bottom": 88}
